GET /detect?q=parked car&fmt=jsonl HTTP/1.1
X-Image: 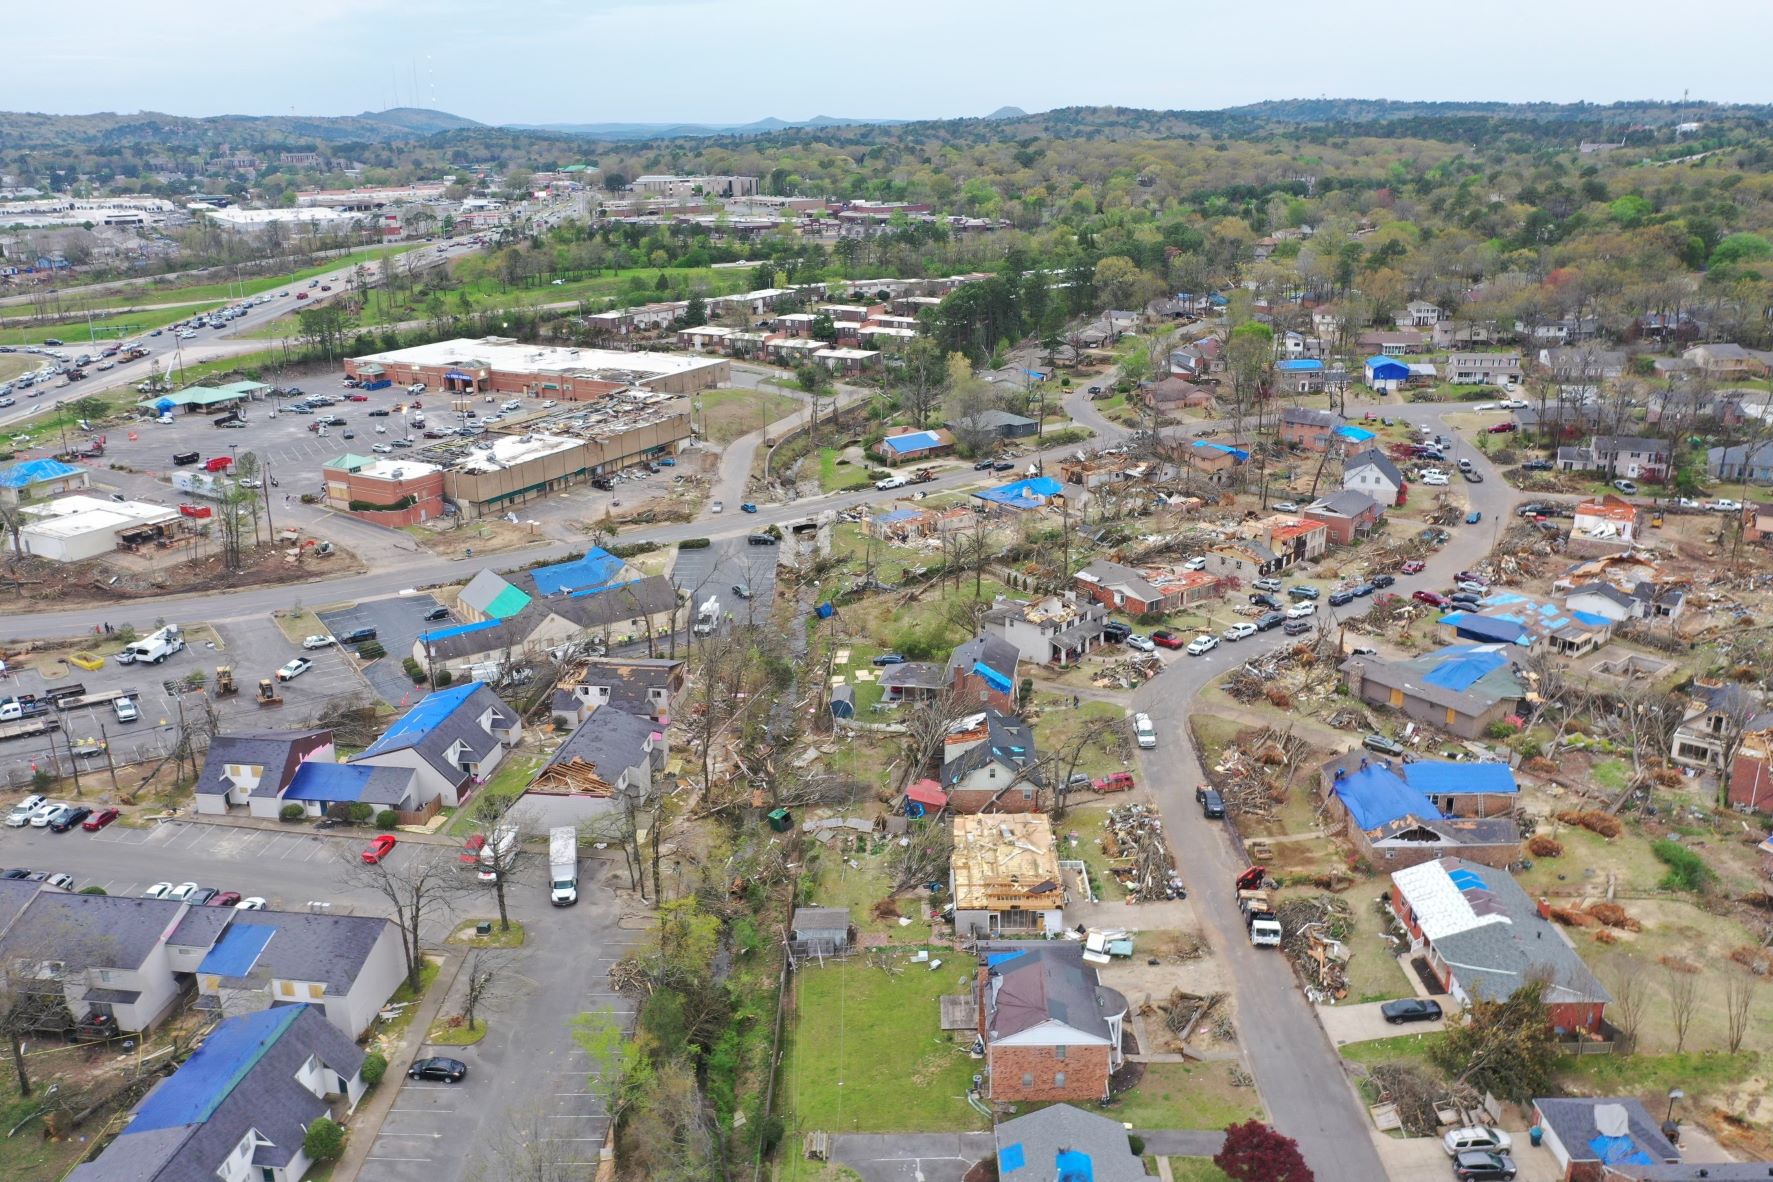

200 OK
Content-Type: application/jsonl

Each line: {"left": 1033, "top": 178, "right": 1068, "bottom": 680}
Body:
{"left": 1102, "top": 622, "right": 1132, "bottom": 643}
{"left": 1151, "top": 630, "right": 1186, "bottom": 650}
{"left": 1612, "top": 479, "right": 1639, "bottom": 495}
{"left": 1462, "top": 469, "right": 1485, "bottom": 483}
{"left": 302, "top": 635, "right": 335, "bottom": 650}
{"left": 1282, "top": 618, "right": 1312, "bottom": 636}
{"left": 208, "top": 891, "right": 243, "bottom": 907}
{"left": 1486, "top": 421, "right": 1518, "bottom": 434}
{"left": 1199, "top": 789, "right": 1225, "bottom": 818}
{"left": 1249, "top": 592, "right": 1283, "bottom": 610}
{"left": 1133, "top": 713, "right": 1157, "bottom": 749}
{"left": 1285, "top": 602, "right": 1316, "bottom": 619}
{"left": 871, "top": 653, "right": 906, "bottom": 666}
{"left": 5, "top": 795, "right": 45, "bottom": 828}
{"left": 1465, "top": 510, "right": 1483, "bottom": 524}
{"left": 1370, "top": 574, "right": 1396, "bottom": 589}
{"left": 49, "top": 806, "right": 92, "bottom": 833}
{"left": 1380, "top": 998, "right": 1444, "bottom": 1024}
{"left": 1287, "top": 585, "right": 1319, "bottom": 601}
{"left": 143, "top": 882, "right": 174, "bottom": 899}
{"left": 1443, "top": 1128, "right": 1514, "bottom": 1157}
{"left": 1272, "top": 500, "right": 1299, "bottom": 513}
{"left": 361, "top": 834, "right": 397, "bottom": 864}
{"left": 1520, "top": 459, "right": 1553, "bottom": 471}
{"left": 338, "top": 627, "right": 377, "bottom": 645}
{"left": 1252, "top": 577, "right": 1282, "bottom": 593}
{"left": 1399, "top": 560, "right": 1426, "bottom": 575}
{"left": 81, "top": 807, "right": 119, "bottom": 832}
{"left": 1222, "top": 622, "right": 1257, "bottom": 642}
{"left": 1093, "top": 771, "right": 1137, "bottom": 793}
{"left": 423, "top": 606, "right": 450, "bottom": 622}
{"left": 1184, "top": 634, "right": 1219, "bottom": 656}
{"left": 1362, "top": 733, "right": 1406, "bottom": 757}
{"left": 185, "top": 887, "right": 219, "bottom": 906}
{"left": 408, "top": 1056, "right": 468, "bottom": 1082}
{"left": 277, "top": 658, "right": 312, "bottom": 682}
{"left": 1254, "top": 611, "right": 1286, "bottom": 632}
{"left": 1125, "top": 633, "right": 1156, "bottom": 652}
{"left": 165, "top": 882, "right": 200, "bottom": 902}
{"left": 236, "top": 897, "right": 268, "bottom": 910}
{"left": 1328, "top": 589, "right": 1355, "bottom": 607}
{"left": 1412, "top": 590, "right": 1449, "bottom": 607}
{"left": 1451, "top": 1150, "right": 1517, "bottom": 1181}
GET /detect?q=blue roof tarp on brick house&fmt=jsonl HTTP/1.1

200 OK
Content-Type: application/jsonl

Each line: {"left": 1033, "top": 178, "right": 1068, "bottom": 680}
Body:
{"left": 974, "top": 477, "right": 1063, "bottom": 511}
{"left": 1403, "top": 762, "right": 1517, "bottom": 797}
{"left": 880, "top": 430, "right": 944, "bottom": 455}
{"left": 1332, "top": 762, "right": 1442, "bottom": 829}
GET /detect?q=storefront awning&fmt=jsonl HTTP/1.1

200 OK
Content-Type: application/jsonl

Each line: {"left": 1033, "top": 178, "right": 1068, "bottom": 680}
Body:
{"left": 445, "top": 369, "right": 475, "bottom": 381}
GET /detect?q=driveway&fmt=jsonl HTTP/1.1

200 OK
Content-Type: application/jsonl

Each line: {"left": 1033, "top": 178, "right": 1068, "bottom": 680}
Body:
{"left": 1314, "top": 1001, "right": 1446, "bottom": 1049}
{"left": 831, "top": 1133, "right": 996, "bottom": 1182}
{"left": 318, "top": 594, "right": 446, "bottom": 706}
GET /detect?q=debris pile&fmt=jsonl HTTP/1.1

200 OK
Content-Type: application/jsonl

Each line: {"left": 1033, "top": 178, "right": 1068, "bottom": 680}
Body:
{"left": 1136, "top": 988, "right": 1227, "bottom": 1053}
{"left": 1368, "top": 1063, "right": 1474, "bottom": 1138}
{"left": 1099, "top": 803, "right": 1185, "bottom": 900}
{"left": 1555, "top": 809, "right": 1623, "bottom": 838}
{"left": 1584, "top": 902, "right": 1641, "bottom": 931}
{"left": 1091, "top": 653, "right": 1164, "bottom": 689}
{"left": 1207, "top": 726, "right": 1311, "bottom": 820}
{"left": 1526, "top": 834, "right": 1564, "bottom": 858}
{"left": 1274, "top": 894, "right": 1354, "bottom": 1002}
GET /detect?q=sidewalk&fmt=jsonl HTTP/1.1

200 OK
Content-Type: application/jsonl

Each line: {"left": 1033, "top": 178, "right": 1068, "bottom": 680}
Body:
{"left": 175, "top": 809, "right": 462, "bottom": 845}
{"left": 333, "top": 947, "right": 467, "bottom": 1182}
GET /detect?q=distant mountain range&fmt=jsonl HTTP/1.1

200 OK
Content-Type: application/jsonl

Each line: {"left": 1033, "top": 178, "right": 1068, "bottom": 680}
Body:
{"left": 507, "top": 114, "right": 906, "bottom": 139}
{"left": 0, "top": 107, "right": 484, "bottom": 151}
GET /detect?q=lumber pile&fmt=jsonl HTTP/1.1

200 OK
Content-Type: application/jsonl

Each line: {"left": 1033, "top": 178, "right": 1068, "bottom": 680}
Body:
{"left": 1101, "top": 803, "right": 1185, "bottom": 901}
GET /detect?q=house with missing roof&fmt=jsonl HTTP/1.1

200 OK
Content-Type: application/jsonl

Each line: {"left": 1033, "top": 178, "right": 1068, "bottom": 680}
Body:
{"left": 951, "top": 814, "right": 1066, "bottom": 937}
{"left": 1390, "top": 857, "right": 1611, "bottom": 1032}
{"left": 1319, "top": 751, "right": 1521, "bottom": 871}
{"left": 182, "top": 909, "right": 404, "bottom": 1038}
{"left": 66, "top": 1005, "right": 364, "bottom": 1182}
{"left": 548, "top": 656, "right": 686, "bottom": 726}
{"left": 1437, "top": 592, "right": 1616, "bottom": 658}
{"left": 346, "top": 682, "right": 520, "bottom": 809}
{"left": 1530, "top": 1096, "right": 1681, "bottom": 1181}
{"left": 974, "top": 944, "right": 1128, "bottom": 1102}
{"left": 528, "top": 708, "right": 661, "bottom": 798}
{"left": 942, "top": 710, "right": 1044, "bottom": 813}
{"left": 1341, "top": 644, "right": 1528, "bottom": 739}
{"left": 193, "top": 729, "right": 336, "bottom": 817}
{"left": 994, "top": 1104, "right": 1152, "bottom": 1182}
{"left": 982, "top": 592, "right": 1107, "bottom": 667}
{"left": 946, "top": 633, "right": 1021, "bottom": 713}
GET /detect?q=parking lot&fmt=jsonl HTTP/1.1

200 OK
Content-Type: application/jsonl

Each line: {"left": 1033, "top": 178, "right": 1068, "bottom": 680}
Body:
{"left": 317, "top": 594, "right": 448, "bottom": 707}
{"left": 79, "top": 819, "right": 343, "bottom": 900}
{"left": 669, "top": 536, "right": 782, "bottom": 631}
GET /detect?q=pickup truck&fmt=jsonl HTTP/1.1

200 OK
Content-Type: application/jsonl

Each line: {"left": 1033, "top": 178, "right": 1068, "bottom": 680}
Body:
{"left": 0, "top": 696, "right": 51, "bottom": 722}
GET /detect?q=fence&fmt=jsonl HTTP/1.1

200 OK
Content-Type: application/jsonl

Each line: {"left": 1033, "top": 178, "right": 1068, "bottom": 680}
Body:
{"left": 393, "top": 797, "right": 442, "bottom": 827}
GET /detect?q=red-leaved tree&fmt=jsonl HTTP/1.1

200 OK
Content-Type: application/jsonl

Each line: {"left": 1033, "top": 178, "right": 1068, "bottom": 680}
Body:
{"left": 1214, "top": 1120, "right": 1314, "bottom": 1182}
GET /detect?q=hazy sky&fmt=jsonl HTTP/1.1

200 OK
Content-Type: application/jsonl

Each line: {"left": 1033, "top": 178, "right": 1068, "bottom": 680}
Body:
{"left": 9, "top": 0, "right": 1770, "bottom": 126}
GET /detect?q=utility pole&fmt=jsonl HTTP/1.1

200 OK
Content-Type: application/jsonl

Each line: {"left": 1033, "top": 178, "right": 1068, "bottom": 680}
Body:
{"left": 99, "top": 723, "right": 118, "bottom": 794}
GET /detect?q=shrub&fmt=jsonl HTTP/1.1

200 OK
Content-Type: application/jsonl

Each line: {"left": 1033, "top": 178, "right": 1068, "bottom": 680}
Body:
{"left": 375, "top": 809, "right": 400, "bottom": 831}
{"left": 346, "top": 802, "right": 374, "bottom": 824}
{"left": 678, "top": 537, "right": 711, "bottom": 549}
{"left": 303, "top": 1117, "right": 344, "bottom": 1163}
{"left": 348, "top": 495, "right": 418, "bottom": 512}
{"left": 279, "top": 803, "right": 305, "bottom": 822}
{"left": 552, "top": 715, "right": 571, "bottom": 731}
{"left": 358, "top": 642, "right": 387, "bottom": 660}
{"left": 361, "top": 1050, "right": 388, "bottom": 1087}
{"left": 30, "top": 769, "right": 52, "bottom": 792}
{"left": 434, "top": 669, "right": 454, "bottom": 687}
{"left": 78, "top": 885, "right": 107, "bottom": 895}
{"left": 402, "top": 656, "right": 427, "bottom": 683}
{"left": 1484, "top": 720, "right": 1519, "bottom": 739}
{"left": 1653, "top": 839, "right": 1712, "bottom": 892}
{"left": 1127, "top": 1135, "right": 1145, "bottom": 1156}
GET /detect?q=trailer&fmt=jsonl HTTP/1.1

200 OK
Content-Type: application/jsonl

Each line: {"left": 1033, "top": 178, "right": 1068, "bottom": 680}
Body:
{"left": 42, "top": 683, "right": 86, "bottom": 704}
{"left": 54, "top": 689, "right": 135, "bottom": 711}
{"left": 0, "top": 717, "right": 61, "bottom": 742}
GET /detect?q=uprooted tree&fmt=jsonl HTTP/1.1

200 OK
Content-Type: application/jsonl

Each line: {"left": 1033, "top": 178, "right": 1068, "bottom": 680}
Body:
{"left": 1429, "top": 978, "right": 1560, "bottom": 1101}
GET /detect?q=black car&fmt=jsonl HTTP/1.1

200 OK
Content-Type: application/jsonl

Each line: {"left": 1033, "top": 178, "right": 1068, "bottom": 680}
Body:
{"left": 973, "top": 459, "right": 996, "bottom": 470}
{"left": 338, "top": 627, "right": 378, "bottom": 645}
{"left": 1520, "top": 459, "right": 1554, "bottom": 472}
{"left": 1452, "top": 1150, "right": 1517, "bottom": 1181}
{"left": 1249, "top": 593, "right": 1283, "bottom": 610}
{"left": 1380, "top": 998, "right": 1443, "bottom": 1024}
{"left": 1370, "top": 574, "right": 1396, "bottom": 589}
{"left": 1461, "top": 469, "right": 1484, "bottom": 483}
{"left": 1102, "top": 622, "right": 1132, "bottom": 643}
{"left": 1254, "top": 611, "right": 1286, "bottom": 632}
{"left": 0, "top": 869, "right": 31, "bottom": 880}
{"left": 368, "top": 408, "right": 392, "bottom": 417}
{"left": 1287, "top": 585, "right": 1319, "bottom": 601}
{"left": 408, "top": 1056, "right": 468, "bottom": 1083}
{"left": 324, "top": 415, "right": 347, "bottom": 426}
{"left": 990, "top": 460, "right": 1015, "bottom": 472}
{"left": 1328, "top": 589, "right": 1355, "bottom": 607}
{"left": 1352, "top": 582, "right": 1376, "bottom": 597}
{"left": 422, "top": 606, "right": 450, "bottom": 622}
{"left": 1199, "top": 789, "right": 1225, "bottom": 819}
{"left": 172, "top": 451, "right": 200, "bottom": 466}
{"left": 49, "top": 806, "right": 92, "bottom": 833}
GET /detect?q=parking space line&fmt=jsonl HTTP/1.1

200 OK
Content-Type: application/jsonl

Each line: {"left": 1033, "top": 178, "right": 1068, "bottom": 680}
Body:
{"left": 365, "top": 1156, "right": 432, "bottom": 1163}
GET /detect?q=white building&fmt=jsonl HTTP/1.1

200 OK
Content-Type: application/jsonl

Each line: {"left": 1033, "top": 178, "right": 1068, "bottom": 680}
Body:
{"left": 19, "top": 495, "right": 181, "bottom": 562}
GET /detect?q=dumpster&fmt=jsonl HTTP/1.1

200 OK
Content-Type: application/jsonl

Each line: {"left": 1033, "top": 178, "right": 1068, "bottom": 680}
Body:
{"left": 766, "top": 808, "right": 792, "bottom": 833}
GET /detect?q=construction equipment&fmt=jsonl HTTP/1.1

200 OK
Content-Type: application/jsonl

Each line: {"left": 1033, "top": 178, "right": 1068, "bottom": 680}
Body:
{"left": 214, "top": 666, "right": 237, "bottom": 697}
{"left": 256, "top": 678, "right": 283, "bottom": 708}
{"left": 1236, "top": 866, "right": 1283, "bottom": 948}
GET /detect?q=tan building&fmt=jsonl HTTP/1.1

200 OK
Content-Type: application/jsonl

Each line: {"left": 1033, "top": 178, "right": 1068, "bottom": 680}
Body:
{"left": 950, "top": 814, "right": 1065, "bottom": 937}
{"left": 345, "top": 336, "right": 726, "bottom": 398}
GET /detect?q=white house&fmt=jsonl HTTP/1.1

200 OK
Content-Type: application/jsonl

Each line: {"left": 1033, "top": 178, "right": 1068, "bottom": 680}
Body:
{"left": 347, "top": 682, "right": 521, "bottom": 809}
{"left": 1342, "top": 448, "right": 1405, "bottom": 506}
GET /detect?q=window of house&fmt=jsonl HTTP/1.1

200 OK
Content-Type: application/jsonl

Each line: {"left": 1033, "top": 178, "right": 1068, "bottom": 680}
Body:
{"left": 279, "top": 981, "right": 296, "bottom": 998}
{"left": 308, "top": 983, "right": 324, "bottom": 1000}
{"left": 1054, "top": 1072, "right": 1067, "bottom": 1088}
{"left": 1054, "top": 1046, "right": 1066, "bottom": 1061}
{"left": 1020, "top": 1073, "right": 1034, "bottom": 1088}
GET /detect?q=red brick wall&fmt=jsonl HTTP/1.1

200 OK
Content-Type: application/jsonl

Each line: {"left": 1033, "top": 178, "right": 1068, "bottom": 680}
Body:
{"left": 986, "top": 1043, "right": 1111, "bottom": 1102}
{"left": 953, "top": 670, "right": 1014, "bottom": 714}
{"left": 1546, "top": 1001, "right": 1605, "bottom": 1033}
{"left": 1072, "top": 578, "right": 1156, "bottom": 616}
{"left": 948, "top": 786, "right": 1039, "bottom": 814}
{"left": 1727, "top": 751, "right": 1773, "bottom": 813}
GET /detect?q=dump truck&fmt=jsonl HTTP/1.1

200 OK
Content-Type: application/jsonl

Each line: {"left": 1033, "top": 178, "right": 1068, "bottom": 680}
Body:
{"left": 1235, "top": 866, "right": 1283, "bottom": 948}
{"left": 549, "top": 827, "right": 579, "bottom": 906}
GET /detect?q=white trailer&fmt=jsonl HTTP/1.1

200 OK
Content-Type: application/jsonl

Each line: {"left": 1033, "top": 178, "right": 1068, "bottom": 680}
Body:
{"left": 548, "top": 827, "right": 578, "bottom": 906}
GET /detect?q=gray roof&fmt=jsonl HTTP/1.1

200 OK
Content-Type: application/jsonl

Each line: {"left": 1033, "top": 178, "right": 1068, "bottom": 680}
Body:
{"left": 1566, "top": 582, "right": 1638, "bottom": 610}
{"left": 947, "top": 409, "right": 1037, "bottom": 430}
{"left": 66, "top": 1005, "right": 362, "bottom": 1182}
{"left": 1533, "top": 1097, "right": 1679, "bottom": 1166}
{"left": 877, "top": 661, "right": 946, "bottom": 691}
{"left": 541, "top": 709, "right": 657, "bottom": 785}
{"left": 0, "top": 878, "right": 43, "bottom": 940}
{"left": 1344, "top": 448, "right": 1404, "bottom": 486}
{"left": 943, "top": 710, "right": 1044, "bottom": 789}
{"left": 544, "top": 574, "right": 680, "bottom": 630}
{"left": 1409, "top": 858, "right": 1611, "bottom": 1008}
{"left": 419, "top": 613, "right": 534, "bottom": 662}
{"left": 1607, "top": 1166, "right": 1773, "bottom": 1180}
{"left": 1077, "top": 558, "right": 1163, "bottom": 603}
{"left": 945, "top": 632, "right": 1020, "bottom": 685}
{"left": 995, "top": 1104, "right": 1152, "bottom": 1182}
{"left": 194, "top": 729, "right": 330, "bottom": 797}
{"left": 217, "top": 911, "right": 393, "bottom": 991}
{"left": 790, "top": 907, "right": 850, "bottom": 937}
{"left": 1341, "top": 648, "right": 1527, "bottom": 717}
{"left": 1308, "top": 489, "right": 1381, "bottom": 519}
{"left": 1594, "top": 435, "right": 1669, "bottom": 455}
{"left": 1, "top": 893, "right": 184, "bottom": 971}
{"left": 166, "top": 905, "right": 234, "bottom": 950}
{"left": 980, "top": 943, "right": 1126, "bottom": 1042}
{"left": 1281, "top": 407, "right": 1336, "bottom": 428}
{"left": 569, "top": 658, "right": 683, "bottom": 717}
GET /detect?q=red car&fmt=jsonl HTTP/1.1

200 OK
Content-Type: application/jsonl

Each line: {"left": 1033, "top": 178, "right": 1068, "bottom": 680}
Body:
{"left": 1412, "top": 590, "right": 1450, "bottom": 607}
{"left": 207, "top": 890, "right": 243, "bottom": 907}
{"left": 459, "top": 834, "right": 486, "bottom": 865}
{"left": 1487, "top": 422, "right": 1518, "bottom": 434}
{"left": 1092, "top": 771, "right": 1136, "bottom": 793}
{"left": 1400, "top": 560, "right": 1426, "bottom": 574}
{"left": 361, "top": 834, "right": 397, "bottom": 863}
{"left": 81, "top": 807, "right": 120, "bottom": 832}
{"left": 1150, "top": 630, "right": 1186, "bottom": 650}
{"left": 345, "top": 393, "right": 369, "bottom": 402}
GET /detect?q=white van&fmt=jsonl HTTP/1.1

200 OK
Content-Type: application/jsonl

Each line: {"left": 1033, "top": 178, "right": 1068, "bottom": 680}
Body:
{"left": 1133, "top": 713, "right": 1157, "bottom": 749}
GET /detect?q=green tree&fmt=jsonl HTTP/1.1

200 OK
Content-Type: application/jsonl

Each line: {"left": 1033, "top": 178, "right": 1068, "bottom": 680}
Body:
{"left": 682, "top": 295, "right": 707, "bottom": 327}
{"left": 1711, "top": 232, "right": 1772, "bottom": 270}
{"left": 71, "top": 396, "right": 108, "bottom": 421}
{"left": 1429, "top": 979, "right": 1560, "bottom": 1101}
{"left": 810, "top": 311, "right": 838, "bottom": 342}
{"left": 304, "top": 1117, "right": 344, "bottom": 1163}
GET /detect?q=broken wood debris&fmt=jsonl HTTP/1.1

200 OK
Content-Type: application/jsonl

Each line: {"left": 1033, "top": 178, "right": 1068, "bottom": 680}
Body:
{"left": 1100, "top": 802, "right": 1186, "bottom": 901}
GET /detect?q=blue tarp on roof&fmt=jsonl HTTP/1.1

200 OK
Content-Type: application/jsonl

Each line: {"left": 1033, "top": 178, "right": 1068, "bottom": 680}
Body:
{"left": 881, "top": 431, "right": 944, "bottom": 454}
{"left": 1192, "top": 441, "right": 1251, "bottom": 461}
{"left": 197, "top": 923, "right": 278, "bottom": 979}
{"left": 1277, "top": 359, "right": 1324, "bottom": 372}
{"left": 420, "top": 618, "right": 501, "bottom": 645}
{"left": 986, "top": 950, "right": 1027, "bottom": 967}
{"left": 1333, "top": 763, "right": 1442, "bottom": 829}
{"left": 1570, "top": 609, "right": 1611, "bottom": 628}
{"left": 1364, "top": 355, "right": 1408, "bottom": 371}
{"left": 1440, "top": 612, "right": 1532, "bottom": 645}
{"left": 973, "top": 661, "right": 1013, "bottom": 694}
{"left": 531, "top": 548, "right": 623, "bottom": 596}
{"left": 876, "top": 508, "right": 922, "bottom": 524}
{"left": 999, "top": 1144, "right": 1027, "bottom": 1173}
{"left": 0, "top": 458, "right": 83, "bottom": 488}
{"left": 1056, "top": 1149, "right": 1094, "bottom": 1182}
{"left": 129, "top": 1007, "right": 301, "bottom": 1131}
{"left": 974, "top": 477, "right": 1063, "bottom": 509}
{"left": 1420, "top": 646, "right": 1509, "bottom": 693}
{"left": 1588, "top": 1136, "right": 1654, "bottom": 1167}
{"left": 568, "top": 576, "right": 641, "bottom": 600}
{"left": 1448, "top": 867, "right": 1487, "bottom": 893}
{"left": 361, "top": 682, "right": 483, "bottom": 757}
{"left": 283, "top": 762, "right": 377, "bottom": 803}
{"left": 1334, "top": 425, "right": 1377, "bottom": 442}
{"left": 1402, "top": 762, "right": 1518, "bottom": 797}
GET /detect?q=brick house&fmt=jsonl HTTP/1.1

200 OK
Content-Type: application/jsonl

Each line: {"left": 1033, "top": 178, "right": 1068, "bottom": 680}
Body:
{"left": 1304, "top": 490, "right": 1383, "bottom": 545}
{"left": 942, "top": 710, "right": 1044, "bottom": 814}
{"left": 1184, "top": 440, "right": 1248, "bottom": 485}
{"left": 1279, "top": 407, "right": 1337, "bottom": 451}
{"left": 1072, "top": 559, "right": 1222, "bottom": 615}
{"left": 1389, "top": 858, "right": 1610, "bottom": 1033}
{"left": 1318, "top": 751, "right": 1521, "bottom": 872}
{"left": 1340, "top": 645, "right": 1527, "bottom": 739}
{"left": 975, "top": 943, "right": 1127, "bottom": 1102}
{"left": 945, "top": 634, "right": 1020, "bottom": 712}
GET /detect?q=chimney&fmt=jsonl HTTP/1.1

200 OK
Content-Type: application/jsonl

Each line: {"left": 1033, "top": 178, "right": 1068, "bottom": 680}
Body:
{"left": 1537, "top": 897, "right": 1552, "bottom": 920}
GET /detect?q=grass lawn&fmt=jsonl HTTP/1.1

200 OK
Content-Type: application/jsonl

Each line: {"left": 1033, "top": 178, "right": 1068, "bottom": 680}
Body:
{"left": 819, "top": 448, "right": 875, "bottom": 493}
{"left": 1561, "top": 1050, "right": 1759, "bottom": 1096}
{"left": 271, "top": 608, "right": 330, "bottom": 647}
{"left": 697, "top": 387, "right": 800, "bottom": 444}
{"left": 0, "top": 355, "right": 39, "bottom": 382}
{"left": 1085, "top": 1061, "right": 1264, "bottom": 1129}
{"left": 1059, "top": 805, "right": 1128, "bottom": 902}
{"left": 780, "top": 954, "right": 986, "bottom": 1134}
{"left": 1339, "top": 1030, "right": 1442, "bottom": 1068}
{"left": 36, "top": 246, "right": 419, "bottom": 314}
{"left": 0, "top": 301, "right": 227, "bottom": 346}
{"left": 445, "top": 755, "right": 542, "bottom": 837}
{"left": 425, "top": 1017, "right": 489, "bottom": 1046}
{"left": 1169, "top": 1160, "right": 1231, "bottom": 1182}
{"left": 1031, "top": 693, "right": 1128, "bottom": 780}
{"left": 448, "top": 918, "right": 527, "bottom": 947}
{"left": 804, "top": 848, "right": 934, "bottom": 945}
{"left": 0, "top": 1072, "right": 91, "bottom": 1180}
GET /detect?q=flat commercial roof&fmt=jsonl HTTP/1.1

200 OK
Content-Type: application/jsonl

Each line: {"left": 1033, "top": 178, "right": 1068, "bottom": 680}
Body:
{"left": 352, "top": 336, "right": 720, "bottom": 380}
{"left": 21, "top": 494, "right": 179, "bottom": 538}
{"left": 453, "top": 432, "right": 582, "bottom": 473}
{"left": 357, "top": 458, "right": 441, "bottom": 479}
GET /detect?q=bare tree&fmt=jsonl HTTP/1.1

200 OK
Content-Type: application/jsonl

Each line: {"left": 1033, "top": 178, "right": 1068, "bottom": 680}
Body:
{"left": 1042, "top": 713, "right": 1128, "bottom": 818}
{"left": 898, "top": 688, "right": 965, "bottom": 791}
{"left": 463, "top": 1104, "right": 593, "bottom": 1182}
{"left": 343, "top": 845, "right": 468, "bottom": 992}
{"left": 1602, "top": 958, "right": 1649, "bottom": 1051}
{"left": 1665, "top": 965, "right": 1699, "bottom": 1053}
{"left": 459, "top": 947, "right": 508, "bottom": 1032}
{"left": 1723, "top": 970, "right": 1757, "bottom": 1055}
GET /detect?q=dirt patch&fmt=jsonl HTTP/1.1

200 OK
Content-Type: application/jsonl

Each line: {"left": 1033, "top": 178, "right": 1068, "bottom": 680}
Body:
{"left": 407, "top": 517, "right": 542, "bottom": 557}
{"left": 0, "top": 542, "right": 364, "bottom": 619}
